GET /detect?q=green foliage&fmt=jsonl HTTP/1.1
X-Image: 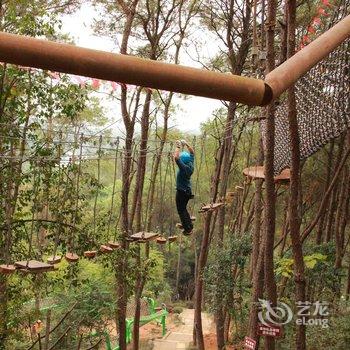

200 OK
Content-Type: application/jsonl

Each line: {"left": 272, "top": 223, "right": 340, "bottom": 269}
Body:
{"left": 279, "top": 299, "right": 350, "bottom": 350}
{"left": 205, "top": 234, "right": 252, "bottom": 313}
{"left": 144, "top": 250, "right": 172, "bottom": 300}
{"left": 275, "top": 253, "right": 328, "bottom": 278}
{"left": 304, "top": 253, "right": 328, "bottom": 269}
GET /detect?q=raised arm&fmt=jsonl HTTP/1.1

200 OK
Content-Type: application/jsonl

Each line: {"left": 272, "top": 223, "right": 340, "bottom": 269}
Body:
{"left": 173, "top": 140, "right": 182, "bottom": 160}
{"left": 181, "top": 139, "right": 194, "bottom": 155}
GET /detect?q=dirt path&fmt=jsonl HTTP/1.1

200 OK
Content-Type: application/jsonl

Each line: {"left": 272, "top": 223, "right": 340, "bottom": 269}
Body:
{"left": 153, "top": 309, "right": 213, "bottom": 350}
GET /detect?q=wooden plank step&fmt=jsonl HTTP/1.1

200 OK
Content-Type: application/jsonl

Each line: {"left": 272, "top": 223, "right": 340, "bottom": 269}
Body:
{"left": 100, "top": 244, "right": 113, "bottom": 253}
{"left": 15, "top": 260, "right": 55, "bottom": 273}
{"left": 243, "top": 166, "right": 290, "bottom": 183}
{"left": 131, "top": 231, "right": 159, "bottom": 242}
{"left": 65, "top": 252, "right": 79, "bottom": 263}
{"left": 199, "top": 202, "right": 224, "bottom": 213}
{"left": 47, "top": 256, "right": 62, "bottom": 265}
{"left": 84, "top": 250, "right": 97, "bottom": 258}
{"left": 108, "top": 241, "right": 120, "bottom": 249}
{"left": 156, "top": 237, "right": 167, "bottom": 244}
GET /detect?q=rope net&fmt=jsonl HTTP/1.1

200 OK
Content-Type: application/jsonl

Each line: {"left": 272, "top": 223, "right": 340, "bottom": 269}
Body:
{"left": 261, "top": 0, "right": 350, "bottom": 174}
{"left": 126, "top": 298, "right": 151, "bottom": 318}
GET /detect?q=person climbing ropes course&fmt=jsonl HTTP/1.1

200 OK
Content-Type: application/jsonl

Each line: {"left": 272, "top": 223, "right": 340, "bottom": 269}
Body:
{"left": 174, "top": 139, "right": 195, "bottom": 235}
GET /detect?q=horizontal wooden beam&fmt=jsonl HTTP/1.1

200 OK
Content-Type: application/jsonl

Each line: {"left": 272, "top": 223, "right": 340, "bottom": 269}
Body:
{"left": 0, "top": 31, "right": 270, "bottom": 106}
{"left": 0, "top": 15, "right": 348, "bottom": 107}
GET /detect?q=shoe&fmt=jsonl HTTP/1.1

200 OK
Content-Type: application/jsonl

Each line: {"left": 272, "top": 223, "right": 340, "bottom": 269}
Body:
{"left": 183, "top": 230, "right": 192, "bottom": 236}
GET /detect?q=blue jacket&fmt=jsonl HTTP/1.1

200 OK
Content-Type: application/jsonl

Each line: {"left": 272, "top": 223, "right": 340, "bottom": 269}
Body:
{"left": 175, "top": 153, "right": 194, "bottom": 193}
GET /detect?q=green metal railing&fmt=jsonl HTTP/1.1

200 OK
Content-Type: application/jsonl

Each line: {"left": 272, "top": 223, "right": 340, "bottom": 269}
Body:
{"left": 104, "top": 298, "right": 168, "bottom": 350}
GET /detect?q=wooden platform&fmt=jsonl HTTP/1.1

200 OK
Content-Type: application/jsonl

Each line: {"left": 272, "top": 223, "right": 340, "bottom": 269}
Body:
{"left": 130, "top": 231, "right": 159, "bottom": 242}
{"left": 199, "top": 202, "right": 224, "bottom": 213}
{"left": 15, "top": 260, "right": 55, "bottom": 273}
{"left": 243, "top": 166, "right": 291, "bottom": 183}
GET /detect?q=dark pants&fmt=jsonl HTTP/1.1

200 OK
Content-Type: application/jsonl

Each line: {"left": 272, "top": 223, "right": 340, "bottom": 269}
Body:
{"left": 176, "top": 190, "right": 193, "bottom": 233}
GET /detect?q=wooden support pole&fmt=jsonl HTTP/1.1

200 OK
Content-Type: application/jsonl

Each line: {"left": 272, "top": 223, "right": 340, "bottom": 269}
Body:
{"left": 265, "top": 15, "right": 350, "bottom": 98}
{"left": 0, "top": 31, "right": 268, "bottom": 106}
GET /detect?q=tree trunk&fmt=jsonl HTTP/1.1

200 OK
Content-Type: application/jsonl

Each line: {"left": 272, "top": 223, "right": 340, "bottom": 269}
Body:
{"left": 215, "top": 101, "right": 236, "bottom": 350}
{"left": 0, "top": 276, "right": 7, "bottom": 350}
{"left": 130, "top": 90, "right": 152, "bottom": 231}
{"left": 264, "top": 0, "right": 278, "bottom": 348}
{"left": 248, "top": 183, "right": 265, "bottom": 343}
{"left": 117, "top": 2, "right": 140, "bottom": 348}
{"left": 346, "top": 258, "right": 350, "bottom": 300}
{"left": 194, "top": 213, "right": 213, "bottom": 350}
{"left": 286, "top": 1, "right": 306, "bottom": 348}
{"left": 315, "top": 141, "right": 334, "bottom": 244}
{"left": 334, "top": 167, "right": 348, "bottom": 268}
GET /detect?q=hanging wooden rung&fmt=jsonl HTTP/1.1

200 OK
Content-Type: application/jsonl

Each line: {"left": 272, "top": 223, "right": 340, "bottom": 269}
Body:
{"left": 199, "top": 202, "right": 224, "bottom": 213}
{"left": 274, "top": 168, "right": 291, "bottom": 183}
{"left": 0, "top": 264, "right": 16, "bottom": 274}
{"left": 176, "top": 223, "right": 183, "bottom": 229}
{"left": 15, "top": 260, "right": 55, "bottom": 273}
{"left": 168, "top": 235, "right": 178, "bottom": 243}
{"left": 243, "top": 166, "right": 290, "bottom": 183}
{"left": 65, "top": 252, "right": 79, "bottom": 263}
{"left": 130, "top": 231, "right": 159, "bottom": 242}
{"left": 156, "top": 237, "right": 167, "bottom": 245}
{"left": 190, "top": 216, "right": 196, "bottom": 221}
{"left": 84, "top": 250, "right": 97, "bottom": 259}
{"left": 243, "top": 166, "right": 265, "bottom": 180}
{"left": 100, "top": 245, "right": 113, "bottom": 253}
{"left": 47, "top": 256, "right": 62, "bottom": 265}
{"left": 108, "top": 241, "right": 121, "bottom": 249}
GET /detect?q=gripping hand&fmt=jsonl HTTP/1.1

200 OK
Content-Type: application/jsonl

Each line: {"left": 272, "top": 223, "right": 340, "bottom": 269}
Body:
{"left": 175, "top": 140, "right": 182, "bottom": 148}
{"left": 180, "top": 139, "right": 188, "bottom": 147}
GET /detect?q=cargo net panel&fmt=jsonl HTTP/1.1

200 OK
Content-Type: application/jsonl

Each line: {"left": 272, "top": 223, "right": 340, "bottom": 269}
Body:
{"left": 261, "top": 1, "right": 350, "bottom": 174}
{"left": 126, "top": 298, "right": 150, "bottom": 318}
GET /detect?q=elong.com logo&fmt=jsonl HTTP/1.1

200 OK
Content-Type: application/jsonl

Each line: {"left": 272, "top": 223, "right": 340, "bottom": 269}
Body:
{"left": 258, "top": 299, "right": 329, "bottom": 329}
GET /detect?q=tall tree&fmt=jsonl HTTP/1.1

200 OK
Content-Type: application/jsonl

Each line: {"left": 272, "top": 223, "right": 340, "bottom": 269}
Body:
{"left": 286, "top": 0, "right": 306, "bottom": 348}
{"left": 263, "top": 0, "right": 278, "bottom": 348}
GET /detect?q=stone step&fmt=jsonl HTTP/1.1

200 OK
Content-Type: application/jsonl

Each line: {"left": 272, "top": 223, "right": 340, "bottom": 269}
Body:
{"left": 165, "top": 332, "right": 193, "bottom": 342}
{"left": 153, "top": 339, "right": 191, "bottom": 350}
